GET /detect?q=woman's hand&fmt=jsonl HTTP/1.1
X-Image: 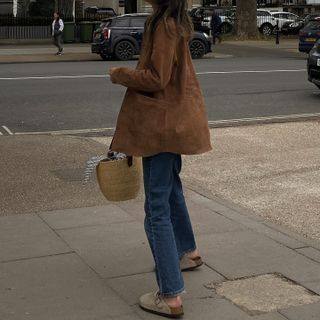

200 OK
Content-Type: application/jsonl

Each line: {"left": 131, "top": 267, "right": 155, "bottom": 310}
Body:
{"left": 109, "top": 67, "right": 120, "bottom": 83}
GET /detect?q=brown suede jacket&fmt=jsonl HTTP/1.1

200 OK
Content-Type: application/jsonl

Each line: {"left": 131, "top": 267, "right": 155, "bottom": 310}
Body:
{"left": 110, "top": 18, "right": 212, "bottom": 157}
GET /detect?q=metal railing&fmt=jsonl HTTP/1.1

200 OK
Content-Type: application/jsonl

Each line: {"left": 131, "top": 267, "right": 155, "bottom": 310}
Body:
{"left": 0, "top": 13, "right": 116, "bottom": 40}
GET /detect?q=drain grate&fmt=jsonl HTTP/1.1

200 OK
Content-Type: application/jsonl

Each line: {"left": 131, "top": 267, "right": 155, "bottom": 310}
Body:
{"left": 207, "top": 273, "right": 320, "bottom": 315}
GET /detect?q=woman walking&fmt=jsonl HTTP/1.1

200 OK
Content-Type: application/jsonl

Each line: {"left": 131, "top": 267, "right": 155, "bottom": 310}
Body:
{"left": 52, "top": 12, "right": 64, "bottom": 55}
{"left": 109, "top": 0, "right": 212, "bottom": 317}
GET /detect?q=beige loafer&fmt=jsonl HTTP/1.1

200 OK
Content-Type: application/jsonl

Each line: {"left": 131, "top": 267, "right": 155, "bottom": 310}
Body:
{"left": 180, "top": 256, "right": 203, "bottom": 271}
{"left": 139, "top": 291, "right": 184, "bottom": 318}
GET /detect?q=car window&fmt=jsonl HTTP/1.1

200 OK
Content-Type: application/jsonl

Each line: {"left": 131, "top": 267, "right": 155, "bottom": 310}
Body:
{"left": 131, "top": 17, "right": 147, "bottom": 27}
{"left": 257, "top": 11, "right": 270, "bottom": 17}
{"left": 273, "top": 13, "right": 280, "bottom": 18}
{"left": 112, "top": 18, "right": 130, "bottom": 27}
{"left": 306, "top": 20, "right": 320, "bottom": 29}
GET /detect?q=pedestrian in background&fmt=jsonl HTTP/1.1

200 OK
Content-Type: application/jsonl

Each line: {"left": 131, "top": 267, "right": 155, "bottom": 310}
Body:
{"left": 109, "top": 0, "right": 212, "bottom": 318}
{"left": 211, "top": 10, "right": 222, "bottom": 45}
{"left": 52, "top": 12, "right": 64, "bottom": 55}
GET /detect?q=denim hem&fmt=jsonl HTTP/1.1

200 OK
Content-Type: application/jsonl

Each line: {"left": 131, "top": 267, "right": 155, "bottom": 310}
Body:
{"left": 179, "top": 247, "right": 197, "bottom": 259}
{"left": 160, "top": 287, "right": 185, "bottom": 298}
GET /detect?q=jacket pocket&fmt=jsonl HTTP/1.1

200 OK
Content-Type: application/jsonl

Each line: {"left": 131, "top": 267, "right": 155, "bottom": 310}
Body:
{"left": 129, "top": 92, "right": 167, "bottom": 136}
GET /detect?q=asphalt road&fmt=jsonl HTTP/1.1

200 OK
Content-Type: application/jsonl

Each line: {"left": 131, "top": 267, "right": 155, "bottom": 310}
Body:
{"left": 0, "top": 44, "right": 319, "bottom": 134}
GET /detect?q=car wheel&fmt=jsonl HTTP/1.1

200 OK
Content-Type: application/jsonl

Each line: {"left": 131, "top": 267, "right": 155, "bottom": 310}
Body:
{"left": 260, "top": 23, "right": 274, "bottom": 36}
{"left": 114, "top": 41, "right": 134, "bottom": 61}
{"left": 100, "top": 54, "right": 108, "bottom": 61}
{"left": 190, "top": 39, "right": 206, "bottom": 59}
{"left": 220, "top": 22, "right": 233, "bottom": 34}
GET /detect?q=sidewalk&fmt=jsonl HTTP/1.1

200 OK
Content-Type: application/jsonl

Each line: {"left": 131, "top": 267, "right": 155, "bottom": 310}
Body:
{"left": 0, "top": 43, "right": 100, "bottom": 64}
{"left": 0, "top": 43, "right": 229, "bottom": 64}
{"left": 225, "top": 38, "right": 300, "bottom": 53}
{"left": 1, "top": 184, "right": 320, "bottom": 320}
{"left": 1, "top": 125, "right": 320, "bottom": 319}
{"left": 0, "top": 38, "right": 300, "bottom": 64}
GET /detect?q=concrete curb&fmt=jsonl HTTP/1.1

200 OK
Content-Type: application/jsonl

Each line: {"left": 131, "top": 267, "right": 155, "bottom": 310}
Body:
{"left": 12, "top": 114, "right": 320, "bottom": 137}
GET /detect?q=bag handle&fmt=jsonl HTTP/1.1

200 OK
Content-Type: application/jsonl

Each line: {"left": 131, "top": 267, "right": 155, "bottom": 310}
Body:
{"left": 109, "top": 138, "right": 133, "bottom": 167}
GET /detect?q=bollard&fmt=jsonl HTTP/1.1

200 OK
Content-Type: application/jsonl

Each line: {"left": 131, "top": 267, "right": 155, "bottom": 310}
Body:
{"left": 275, "top": 21, "right": 280, "bottom": 45}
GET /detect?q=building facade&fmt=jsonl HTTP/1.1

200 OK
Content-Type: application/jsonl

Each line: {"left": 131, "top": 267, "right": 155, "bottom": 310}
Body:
{"left": 0, "top": 0, "right": 13, "bottom": 14}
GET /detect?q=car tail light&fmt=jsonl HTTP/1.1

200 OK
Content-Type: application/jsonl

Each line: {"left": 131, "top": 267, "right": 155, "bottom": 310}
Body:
{"left": 103, "top": 28, "right": 111, "bottom": 40}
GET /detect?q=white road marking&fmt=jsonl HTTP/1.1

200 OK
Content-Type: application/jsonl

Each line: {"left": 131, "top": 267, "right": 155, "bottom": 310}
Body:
{"left": 208, "top": 112, "right": 320, "bottom": 126}
{"left": 0, "top": 74, "right": 109, "bottom": 81}
{"left": 197, "top": 69, "right": 306, "bottom": 75}
{"left": 14, "top": 127, "right": 115, "bottom": 136}
{"left": 1, "top": 126, "right": 13, "bottom": 135}
{"left": 0, "top": 69, "right": 306, "bottom": 81}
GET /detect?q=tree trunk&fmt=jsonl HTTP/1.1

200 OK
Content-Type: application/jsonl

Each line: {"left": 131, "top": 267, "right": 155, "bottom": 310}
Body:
{"left": 235, "top": 0, "right": 258, "bottom": 39}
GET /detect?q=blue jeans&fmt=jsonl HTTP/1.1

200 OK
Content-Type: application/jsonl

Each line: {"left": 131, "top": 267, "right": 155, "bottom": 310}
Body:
{"left": 143, "top": 153, "right": 197, "bottom": 297}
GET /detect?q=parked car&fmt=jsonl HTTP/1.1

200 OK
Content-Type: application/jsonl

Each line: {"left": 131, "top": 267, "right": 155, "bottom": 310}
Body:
{"left": 224, "top": 9, "right": 278, "bottom": 36}
{"left": 282, "top": 13, "right": 319, "bottom": 35}
{"left": 299, "top": 17, "right": 320, "bottom": 53}
{"left": 282, "top": 20, "right": 304, "bottom": 35}
{"left": 189, "top": 8, "right": 277, "bottom": 36}
{"left": 270, "top": 11, "right": 299, "bottom": 30}
{"left": 307, "top": 39, "right": 320, "bottom": 89}
{"left": 256, "top": 10, "right": 278, "bottom": 36}
{"left": 91, "top": 14, "right": 211, "bottom": 61}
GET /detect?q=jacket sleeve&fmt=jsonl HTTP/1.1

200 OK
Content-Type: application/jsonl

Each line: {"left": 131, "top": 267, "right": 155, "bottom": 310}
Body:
{"left": 111, "top": 20, "right": 177, "bottom": 92}
{"left": 59, "top": 19, "right": 64, "bottom": 32}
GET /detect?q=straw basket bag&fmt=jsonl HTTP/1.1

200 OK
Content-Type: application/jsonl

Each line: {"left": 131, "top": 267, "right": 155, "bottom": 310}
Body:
{"left": 96, "top": 156, "right": 142, "bottom": 202}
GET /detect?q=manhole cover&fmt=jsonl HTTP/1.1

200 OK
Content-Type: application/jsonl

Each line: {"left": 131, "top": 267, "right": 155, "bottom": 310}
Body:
{"left": 209, "top": 273, "right": 320, "bottom": 315}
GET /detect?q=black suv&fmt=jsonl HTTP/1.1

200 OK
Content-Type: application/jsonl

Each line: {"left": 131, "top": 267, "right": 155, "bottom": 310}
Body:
{"left": 91, "top": 14, "right": 211, "bottom": 60}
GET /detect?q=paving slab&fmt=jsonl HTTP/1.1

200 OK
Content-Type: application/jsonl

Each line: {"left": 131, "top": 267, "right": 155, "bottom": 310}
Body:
{"left": 296, "top": 247, "right": 320, "bottom": 264}
{"left": 191, "top": 186, "right": 315, "bottom": 250}
{"left": 117, "top": 194, "right": 244, "bottom": 236}
{"left": 57, "top": 221, "right": 154, "bottom": 278}
{"left": 40, "top": 205, "right": 135, "bottom": 230}
{"left": 187, "top": 192, "right": 306, "bottom": 249}
{"left": 279, "top": 301, "right": 320, "bottom": 320}
{"left": 185, "top": 200, "right": 245, "bottom": 236}
{"left": 0, "top": 253, "right": 132, "bottom": 320}
{"left": 134, "top": 298, "right": 251, "bottom": 320}
{"left": 117, "top": 200, "right": 145, "bottom": 222}
{"left": 196, "top": 230, "right": 320, "bottom": 282}
{"left": 250, "top": 312, "right": 288, "bottom": 320}
{"left": 106, "top": 265, "right": 223, "bottom": 306}
{"left": 0, "top": 214, "right": 71, "bottom": 262}
{"left": 301, "top": 281, "right": 320, "bottom": 295}
{"left": 213, "top": 274, "right": 320, "bottom": 314}
{"left": 110, "top": 314, "right": 142, "bottom": 320}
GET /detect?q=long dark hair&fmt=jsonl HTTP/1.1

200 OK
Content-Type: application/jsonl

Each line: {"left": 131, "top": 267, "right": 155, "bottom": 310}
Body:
{"left": 54, "top": 12, "right": 60, "bottom": 21}
{"left": 146, "top": 0, "right": 193, "bottom": 40}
